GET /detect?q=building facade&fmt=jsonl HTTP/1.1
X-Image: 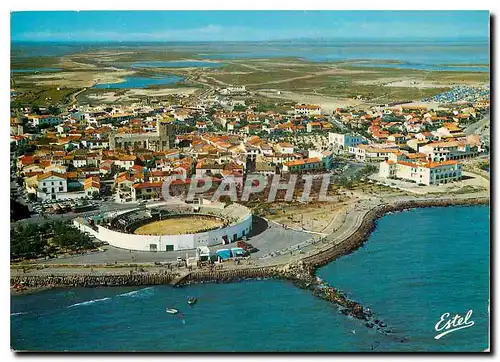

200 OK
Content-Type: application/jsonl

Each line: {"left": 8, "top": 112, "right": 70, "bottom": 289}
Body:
{"left": 109, "top": 118, "right": 174, "bottom": 151}
{"left": 328, "top": 132, "right": 367, "bottom": 150}
{"left": 37, "top": 172, "right": 68, "bottom": 200}
{"left": 379, "top": 160, "right": 462, "bottom": 186}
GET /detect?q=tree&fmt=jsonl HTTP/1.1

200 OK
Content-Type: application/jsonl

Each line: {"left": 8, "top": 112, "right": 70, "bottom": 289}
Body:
{"left": 10, "top": 223, "right": 47, "bottom": 259}
{"left": 232, "top": 104, "right": 247, "bottom": 112}
{"left": 10, "top": 198, "right": 30, "bottom": 222}
{"left": 32, "top": 106, "right": 42, "bottom": 115}
{"left": 15, "top": 144, "right": 36, "bottom": 157}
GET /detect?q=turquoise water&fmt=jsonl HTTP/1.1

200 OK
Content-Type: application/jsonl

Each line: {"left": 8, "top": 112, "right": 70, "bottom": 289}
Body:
{"left": 93, "top": 75, "right": 184, "bottom": 89}
{"left": 11, "top": 206, "right": 489, "bottom": 352}
{"left": 198, "top": 40, "right": 489, "bottom": 66}
{"left": 132, "top": 61, "right": 224, "bottom": 68}
{"left": 317, "top": 205, "right": 490, "bottom": 352}
{"left": 11, "top": 68, "right": 61, "bottom": 73}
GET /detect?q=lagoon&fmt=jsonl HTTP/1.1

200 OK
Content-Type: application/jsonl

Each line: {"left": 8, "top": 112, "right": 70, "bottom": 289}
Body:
{"left": 131, "top": 61, "right": 224, "bottom": 68}
{"left": 92, "top": 75, "right": 184, "bottom": 89}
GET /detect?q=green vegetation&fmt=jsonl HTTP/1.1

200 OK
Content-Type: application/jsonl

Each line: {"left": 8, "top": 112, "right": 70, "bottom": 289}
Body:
{"left": 12, "top": 143, "right": 36, "bottom": 157}
{"left": 359, "top": 164, "right": 378, "bottom": 177}
{"left": 11, "top": 220, "right": 96, "bottom": 261}
{"left": 10, "top": 55, "right": 61, "bottom": 70}
{"left": 11, "top": 86, "right": 80, "bottom": 108}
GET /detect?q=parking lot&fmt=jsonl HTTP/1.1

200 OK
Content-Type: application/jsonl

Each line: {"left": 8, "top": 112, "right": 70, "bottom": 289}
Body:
{"left": 34, "top": 216, "right": 311, "bottom": 265}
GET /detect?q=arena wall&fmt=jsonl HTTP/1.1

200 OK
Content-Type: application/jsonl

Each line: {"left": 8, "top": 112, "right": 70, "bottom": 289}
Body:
{"left": 96, "top": 211, "right": 252, "bottom": 252}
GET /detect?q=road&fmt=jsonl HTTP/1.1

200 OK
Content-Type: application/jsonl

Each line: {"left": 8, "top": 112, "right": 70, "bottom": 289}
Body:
{"left": 465, "top": 113, "right": 490, "bottom": 136}
{"left": 17, "top": 202, "right": 142, "bottom": 225}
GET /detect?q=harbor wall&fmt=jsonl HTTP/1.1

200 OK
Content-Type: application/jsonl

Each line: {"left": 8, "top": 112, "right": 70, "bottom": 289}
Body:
{"left": 11, "top": 273, "right": 178, "bottom": 288}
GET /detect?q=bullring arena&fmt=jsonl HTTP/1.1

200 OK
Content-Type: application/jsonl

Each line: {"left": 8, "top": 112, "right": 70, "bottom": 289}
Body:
{"left": 134, "top": 215, "right": 225, "bottom": 236}
{"left": 74, "top": 200, "right": 253, "bottom": 252}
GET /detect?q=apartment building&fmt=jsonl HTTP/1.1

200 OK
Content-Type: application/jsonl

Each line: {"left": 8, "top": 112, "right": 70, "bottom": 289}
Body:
{"left": 379, "top": 160, "right": 462, "bottom": 186}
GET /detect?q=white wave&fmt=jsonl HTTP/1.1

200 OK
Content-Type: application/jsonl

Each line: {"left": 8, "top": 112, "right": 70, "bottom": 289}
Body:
{"left": 11, "top": 312, "right": 28, "bottom": 316}
{"left": 116, "top": 287, "right": 155, "bottom": 299}
{"left": 68, "top": 297, "right": 111, "bottom": 308}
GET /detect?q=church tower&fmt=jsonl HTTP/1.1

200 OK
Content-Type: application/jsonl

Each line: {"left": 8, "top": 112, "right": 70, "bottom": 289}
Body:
{"left": 157, "top": 116, "right": 174, "bottom": 150}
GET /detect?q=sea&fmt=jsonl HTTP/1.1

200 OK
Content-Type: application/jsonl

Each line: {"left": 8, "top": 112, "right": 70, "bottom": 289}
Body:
{"left": 11, "top": 40, "right": 489, "bottom": 73}
{"left": 11, "top": 205, "right": 490, "bottom": 352}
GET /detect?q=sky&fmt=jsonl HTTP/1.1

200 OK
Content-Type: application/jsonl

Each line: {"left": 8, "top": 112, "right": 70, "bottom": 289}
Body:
{"left": 11, "top": 11, "right": 490, "bottom": 42}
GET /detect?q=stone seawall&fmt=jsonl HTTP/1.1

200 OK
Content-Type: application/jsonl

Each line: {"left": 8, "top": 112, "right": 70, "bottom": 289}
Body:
{"left": 182, "top": 267, "right": 282, "bottom": 284}
{"left": 11, "top": 273, "right": 178, "bottom": 289}
{"left": 302, "top": 197, "right": 489, "bottom": 269}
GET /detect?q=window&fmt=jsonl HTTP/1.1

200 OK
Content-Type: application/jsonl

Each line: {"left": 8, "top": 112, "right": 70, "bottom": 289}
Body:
{"left": 59, "top": 187, "right": 63, "bottom": 191}
{"left": 59, "top": 181, "right": 62, "bottom": 185}
{"left": 51, "top": 182, "right": 54, "bottom": 186}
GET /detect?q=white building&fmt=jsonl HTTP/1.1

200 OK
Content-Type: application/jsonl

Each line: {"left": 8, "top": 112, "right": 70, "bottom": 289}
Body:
{"left": 90, "top": 203, "right": 253, "bottom": 252}
{"left": 277, "top": 142, "right": 294, "bottom": 154}
{"left": 37, "top": 172, "right": 68, "bottom": 200}
{"left": 419, "top": 141, "right": 479, "bottom": 162}
{"left": 328, "top": 132, "right": 367, "bottom": 150}
{"left": 294, "top": 104, "right": 321, "bottom": 117}
{"left": 244, "top": 144, "right": 260, "bottom": 161}
{"left": 73, "top": 156, "right": 88, "bottom": 168}
{"left": 220, "top": 85, "right": 247, "bottom": 95}
{"left": 352, "top": 144, "right": 398, "bottom": 162}
{"left": 31, "top": 115, "right": 61, "bottom": 127}
{"left": 379, "top": 160, "right": 462, "bottom": 186}
{"left": 115, "top": 156, "right": 136, "bottom": 170}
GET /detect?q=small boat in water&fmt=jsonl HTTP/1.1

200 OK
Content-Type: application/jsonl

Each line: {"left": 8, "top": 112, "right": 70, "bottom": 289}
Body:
{"left": 187, "top": 297, "right": 197, "bottom": 306}
{"left": 166, "top": 308, "right": 179, "bottom": 314}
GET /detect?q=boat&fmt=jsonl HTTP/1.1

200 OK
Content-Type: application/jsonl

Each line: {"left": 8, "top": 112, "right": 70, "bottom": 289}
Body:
{"left": 187, "top": 297, "right": 197, "bottom": 306}
{"left": 166, "top": 308, "right": 179, "bottom": 314}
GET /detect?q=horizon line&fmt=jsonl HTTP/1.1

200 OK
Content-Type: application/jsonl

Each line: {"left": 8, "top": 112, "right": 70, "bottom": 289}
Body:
{"left": 11, "top": 37, "right": 490, "bottom": 44}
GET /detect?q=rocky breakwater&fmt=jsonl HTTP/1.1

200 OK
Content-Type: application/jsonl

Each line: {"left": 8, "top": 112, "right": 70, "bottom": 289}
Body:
{"left": 180, "top": 266, "right": 283, "bottom": 286}
{"left": 11, "top": 273, "right": 178, "bottom": 291}
{"left": 177, "top": 261, "right": 389, "bottom": 333}
{"left": 277, "top": 261, "right": 394, "bottom": 336}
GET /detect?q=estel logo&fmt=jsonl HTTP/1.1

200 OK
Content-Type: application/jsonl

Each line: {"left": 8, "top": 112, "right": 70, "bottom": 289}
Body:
{"left": 434, "top": 310, "right": 475, "bottom": 340}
